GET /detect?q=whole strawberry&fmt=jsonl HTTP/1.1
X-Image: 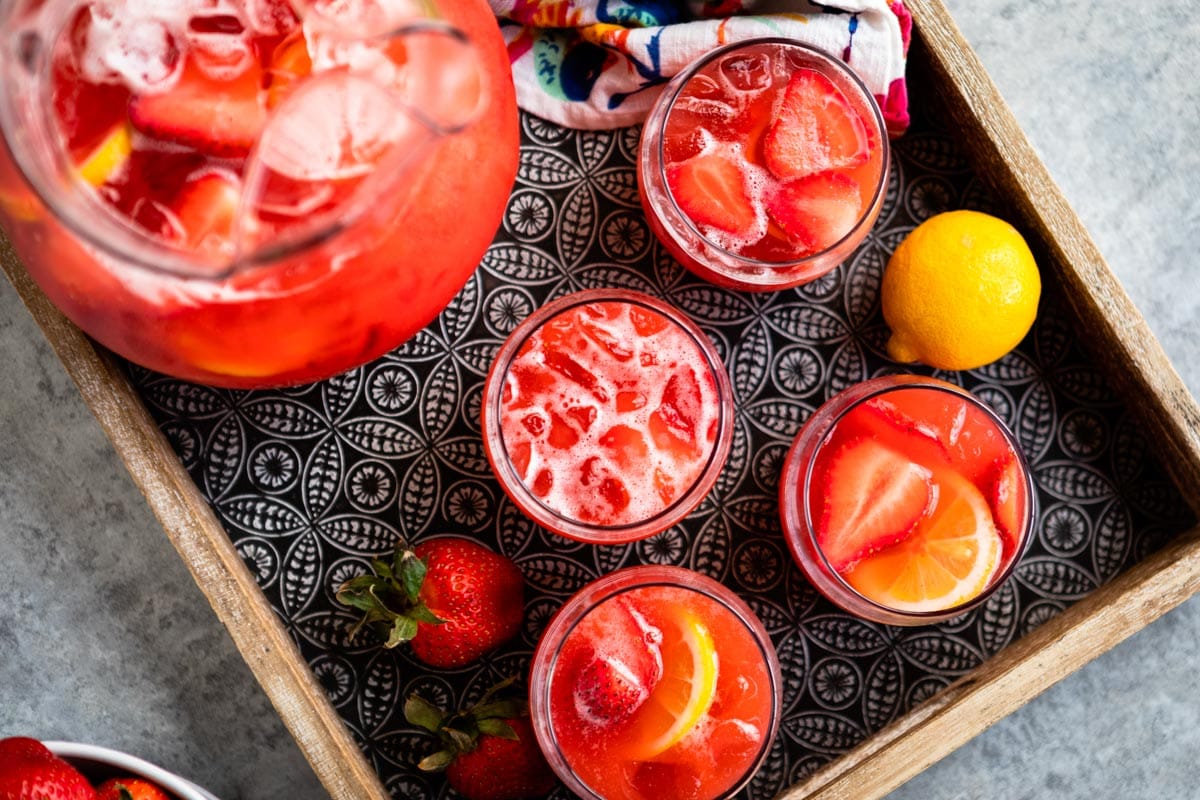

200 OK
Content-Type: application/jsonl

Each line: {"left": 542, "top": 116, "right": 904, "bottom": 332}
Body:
{"left": 96, "top": 777, "right": 169, "bottom": 800}
{"left": 337, "top": 536, "right": 525, "bottom": 668}
{"left": 0, "top": 737, "right": 97, "bottom": 800}
{"left": 405, "top": 678, "right": 557, "bottom": 800}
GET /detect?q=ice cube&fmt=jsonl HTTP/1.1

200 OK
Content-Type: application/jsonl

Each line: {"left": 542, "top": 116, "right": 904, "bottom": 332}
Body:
{"left": 686, "top": 73, "right": 723, "bottom": 100}
{"left": 580, "top": 317, "right": 635, "bottom": 362}
{"left": 599, "top": 424, "right": 650, "bottom": 469}
{"left": 299, "top": 0, "right": 428, "bottom": 38}
{"left": 242, "top": 0, "right": 300, "bottom": 34}
{"left": 130, "top": 197, "right": 185, "bottom": 243}
{"left": 718, "top": 50, "right": 772, "bottom": 92}
{"left": 79, "top": 11, "right": 184, "bottom": 93}
{"left": 249, "top": 71, "right": 423, "bottom": 182}
{"left": 301, "top": 9, "right": 482, "bottom": 132}
{"left": 542, "top": 348, "right": 610, "bottom": 404}
{"left": 187, "top": 28, "right": 255, "bottom": 80}
{"left": 649, "top": 367, "right": 703, "bottom": 455}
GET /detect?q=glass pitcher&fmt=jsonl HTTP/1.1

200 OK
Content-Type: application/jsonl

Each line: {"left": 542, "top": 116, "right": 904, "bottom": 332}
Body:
{"left": 0, "top": 0, "right": 519, "bottom": 387}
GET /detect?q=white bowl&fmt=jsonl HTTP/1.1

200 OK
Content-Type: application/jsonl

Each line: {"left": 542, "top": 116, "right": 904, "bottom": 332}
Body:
{"left": 45, "top": 742, "right": 220, "bottom": 800}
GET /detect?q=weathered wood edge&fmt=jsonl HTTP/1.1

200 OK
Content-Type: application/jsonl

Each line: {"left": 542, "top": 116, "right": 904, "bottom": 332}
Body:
{"left": 776, "top": 0, "right": 1200, "bottom": 797}
{"left": 0, "top": 245, "right": 390, "bottom": 800}
{"left": 904, "top": 0, "right": 1200, "bottom": 512}
{"left": 780, "top": 523, "right": 1200, "bottom": 800}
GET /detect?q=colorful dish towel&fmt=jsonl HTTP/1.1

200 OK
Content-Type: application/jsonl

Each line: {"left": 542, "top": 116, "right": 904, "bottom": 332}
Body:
{"left": 488, "top": 0, "right": 912, "bottom": 135}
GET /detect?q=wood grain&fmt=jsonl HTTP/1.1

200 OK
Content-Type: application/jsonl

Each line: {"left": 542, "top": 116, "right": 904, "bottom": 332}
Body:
{"left": 2, "top": 2, "right": 1199, "bottom": 800}
{"left": 782, "top": 522, "right": 1200, "bottom": 800}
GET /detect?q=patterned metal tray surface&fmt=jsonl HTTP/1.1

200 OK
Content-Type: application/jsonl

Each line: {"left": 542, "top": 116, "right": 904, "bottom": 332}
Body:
{"left": 126, "top": 85, "right": 1195, "bottom": 798}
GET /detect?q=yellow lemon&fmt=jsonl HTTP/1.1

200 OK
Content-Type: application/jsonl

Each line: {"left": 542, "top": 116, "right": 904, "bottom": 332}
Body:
{"left": 882, "top": 210, "right": 1041, "bottom": 371}
{"left": 845, "top": 468, "right": 1002, "bottom": 613}
{"left": 77, "top": 122, "right": 133, "bottom": 187}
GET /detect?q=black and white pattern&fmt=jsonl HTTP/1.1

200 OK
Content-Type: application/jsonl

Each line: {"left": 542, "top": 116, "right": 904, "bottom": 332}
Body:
{"left": 127, "top": 85, "right": 1194, "bottom": 799}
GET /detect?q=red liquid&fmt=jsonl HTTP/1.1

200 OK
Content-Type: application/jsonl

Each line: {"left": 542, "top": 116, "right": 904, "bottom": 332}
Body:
{"left": 639, "top": 39, "right": 887, "bottom": 291}
{"left": 494, "top": 298, "right": 724, "bottom": 532}
{"left": 0, "top": 0, "right": 519, "bottom": 387}
{"left": 547, "top": 585, "right": 775, "bottom": 800}
{"left": 792, "top": 383, "right": 1031, "bottom": 615}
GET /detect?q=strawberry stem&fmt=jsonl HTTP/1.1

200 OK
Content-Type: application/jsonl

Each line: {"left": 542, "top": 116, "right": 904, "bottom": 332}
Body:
{"left": 404, "top": 676, "right": 530, "bottom": 772}
{"left": 335, "top": 538, "right": 444, "bottom": 648}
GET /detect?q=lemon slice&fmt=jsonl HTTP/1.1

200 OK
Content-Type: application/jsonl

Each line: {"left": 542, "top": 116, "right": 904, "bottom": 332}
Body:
{"left": 845, "top": 469, "right": 1002, "bottom": 613}
{"left": 77, "top": 123, "right": 133, "bottom": 187}
{"left": 626, "top": 610, "right": 718, "bottom": 759}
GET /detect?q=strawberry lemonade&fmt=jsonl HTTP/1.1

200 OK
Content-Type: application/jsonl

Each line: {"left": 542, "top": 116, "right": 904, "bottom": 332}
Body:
{"left": 780, "top": 376, "right": 1035, "bottom": 625}
{"left": 481, "top": 289, "right": 733, "bottom": 544}
{"left": 639, "top": 38, "right": 888, "bottom": 291}
{"left": 0, "top": 0, "right": 519, "bottom": 387}
{"left": 530, "top": 565, "right": 781, "bottom": 800}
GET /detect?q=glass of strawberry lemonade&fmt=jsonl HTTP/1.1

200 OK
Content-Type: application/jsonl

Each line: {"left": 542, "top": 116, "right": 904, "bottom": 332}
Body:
{"left": 639, "top": 38, "right": 888, "bottom": 292}
{"left": 481, "top": 289, "right": 734, "bottom": 544}
{"left": 779, "top": 376, "right": 1036, "bottom": 625}
{"left": 529, "top": 565, "right": 781, "bottom": 800}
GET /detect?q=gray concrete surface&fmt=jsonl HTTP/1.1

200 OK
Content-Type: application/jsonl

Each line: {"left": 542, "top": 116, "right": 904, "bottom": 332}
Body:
{"left": 1, "top": 1, "right": 1198, "bottom": 799}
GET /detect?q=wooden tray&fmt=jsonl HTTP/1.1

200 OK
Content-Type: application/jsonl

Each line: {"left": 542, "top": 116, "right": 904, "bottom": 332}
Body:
{"left": 5, "top": 1, "right": 1200, "bottom": 798}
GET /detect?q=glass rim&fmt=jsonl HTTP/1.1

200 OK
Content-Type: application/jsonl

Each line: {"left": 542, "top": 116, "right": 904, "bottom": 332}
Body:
{"left": 785, "top": 374, "right": 1038, "bottom": 621}
{"left": 529, "top": 564, "right": 782, "bottom": 800}
{"left": 482, "top": 288, "right": 734, "bottom": 544}
{"left": 650, "top": 36, "right": 891, "bottom": 272}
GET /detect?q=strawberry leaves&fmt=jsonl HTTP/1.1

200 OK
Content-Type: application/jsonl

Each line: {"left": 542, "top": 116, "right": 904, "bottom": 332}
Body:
{"left": 406, "top": 676, "right": 526, "bottom": 772}
{"left": 405, "top": 678, "right": 557, "bottom": 800}
{"left": 336, "top": 538, "right": 444, "bottom": 648}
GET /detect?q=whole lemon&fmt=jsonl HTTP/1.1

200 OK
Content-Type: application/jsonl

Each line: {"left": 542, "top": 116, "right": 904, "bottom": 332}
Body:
{"left": 882, "top": 210, "right": 1041, "bottom": 371}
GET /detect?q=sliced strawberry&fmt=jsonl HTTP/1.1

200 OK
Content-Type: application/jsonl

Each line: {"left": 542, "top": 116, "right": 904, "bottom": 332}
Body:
{"left": 763, "top": 67, "right": 870, "bottom": 180}
{"left": 766, "top": 171, "right": 861, "bottom": 254}
{"left": 172, "top": 170, "right": 241, "bottom": 259}
{"left": 856, "top": 397, "right": 954, "bottom": 472}
{"left": 129, "top": 59, "right": 266, "bottom": 156}
{"left": 988, "top": 453, "right": 1026, "bottom": 555}
{"left": 817, "top": 437, "right": 934, "bottom": 571}
{"left": 576, "top": 650, "right": 652, "bottom": 725}
{"left": 666, "top": 150, "right": 756, "bottom": 235}
{"left": 573, "top": 598, "right": 663, "bottom": 726}
{"left": 867, "top": 389, "right": 1010, "bottom": 486}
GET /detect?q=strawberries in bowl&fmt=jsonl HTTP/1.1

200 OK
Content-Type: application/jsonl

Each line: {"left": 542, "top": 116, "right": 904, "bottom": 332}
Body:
{"left": 0, "top": 738, "right": 216, "bottom": 800}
